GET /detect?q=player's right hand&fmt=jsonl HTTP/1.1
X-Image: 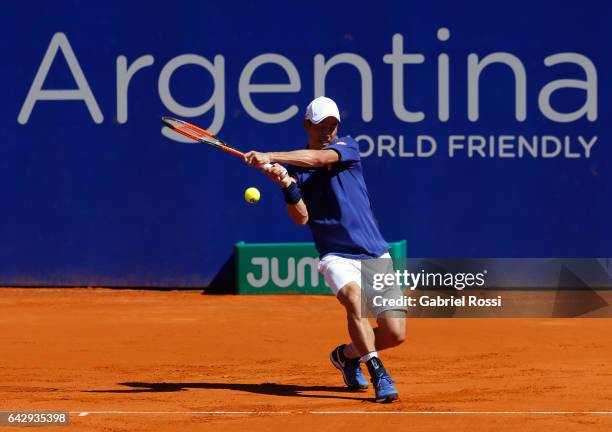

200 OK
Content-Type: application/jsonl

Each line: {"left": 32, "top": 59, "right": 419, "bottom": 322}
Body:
{"left": 244, "top": 151, "right": 271, "bottom": 167}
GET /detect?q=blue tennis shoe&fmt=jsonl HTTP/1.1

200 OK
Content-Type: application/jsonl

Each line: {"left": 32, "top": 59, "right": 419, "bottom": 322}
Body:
{"left": 372, "top": 368, "right": 399, "bottom": 403}
{"left": 330, "top": 345, "right": 369, "bottom": 391}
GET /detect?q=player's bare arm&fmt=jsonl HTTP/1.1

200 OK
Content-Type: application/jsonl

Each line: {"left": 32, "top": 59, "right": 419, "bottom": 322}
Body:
{"left": 285, "top": 199, "right": 308, "bottom": 226}
{"left": 244, "top": 149, "right": 339, "bottom": 168}
{"left": 260, "top": 163, "right": 309, "bottom": 226}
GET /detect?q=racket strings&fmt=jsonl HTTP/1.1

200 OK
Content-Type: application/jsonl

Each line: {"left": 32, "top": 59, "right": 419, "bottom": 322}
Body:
{"left": 164, "top": 118, "right": 222, "bottom": 145}
{"left": 181, "top": 122, "right": 213, "bottom": 138}
{"left": 161, "top": 116, "right": 243, "bottom": 157}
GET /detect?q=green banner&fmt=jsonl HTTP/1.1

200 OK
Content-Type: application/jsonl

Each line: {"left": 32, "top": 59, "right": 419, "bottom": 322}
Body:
{"left": 236, "top": 241, "right": 407, "bottom": 294}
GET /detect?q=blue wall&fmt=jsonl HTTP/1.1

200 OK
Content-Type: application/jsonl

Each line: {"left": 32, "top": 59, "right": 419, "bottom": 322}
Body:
{"left": 1, "top": 1, "right": 610, "bottom": 286}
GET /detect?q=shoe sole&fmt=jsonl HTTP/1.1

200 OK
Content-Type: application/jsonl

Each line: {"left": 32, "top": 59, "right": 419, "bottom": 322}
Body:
{"left": 329, "top": 352, "right": 369, "bottom": 391}
{"left": 375, "top": 392, "right": 399, "bottom": 403}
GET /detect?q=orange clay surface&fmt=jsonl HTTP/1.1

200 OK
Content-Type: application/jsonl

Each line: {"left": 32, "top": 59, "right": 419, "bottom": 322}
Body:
{"left": 1, "top": 288, "right": 611, "bottom": 431}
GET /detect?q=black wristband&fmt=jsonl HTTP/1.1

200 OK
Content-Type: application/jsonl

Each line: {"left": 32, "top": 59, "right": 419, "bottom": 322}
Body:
{"left": 282, "top": 182, "right": 302, "bottom": 204}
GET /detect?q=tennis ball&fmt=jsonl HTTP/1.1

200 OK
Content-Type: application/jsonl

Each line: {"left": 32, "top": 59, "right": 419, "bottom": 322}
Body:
{"left": 244, "top": 187, "right": 261, "bottom": 204}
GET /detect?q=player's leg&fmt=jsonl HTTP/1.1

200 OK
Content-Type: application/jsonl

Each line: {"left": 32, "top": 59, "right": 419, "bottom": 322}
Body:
{"left": 343, "top": 313, "right": 406, "bottom": 355}
{"left": 352, "top": 311, "right": 404, "bottom": 403}
{"left": 336, "top": 282, "right": 404, "bottom": 401}
{"left": 353, "top": 256, "right": 404, "bottom": 402}
{"left": 336, "top": 282, "right": 376, "bottom": 355}
{"left": 363, "top": 253, "right": 407, "bottom": 351}
{"left": 336, "top": 284, "right": 404, "bottom": 402}
{"left": 320, "top": 256, "right": 370, "bottom": 391}
{"left": 374, "top": 312, "right": 406, "bottom": 350}
{"left": 343, "top": 311, "right": 404, "bottom": 403}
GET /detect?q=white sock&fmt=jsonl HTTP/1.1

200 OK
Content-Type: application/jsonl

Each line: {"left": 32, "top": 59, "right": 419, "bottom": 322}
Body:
{"left": 359, "top": 351, "right": 378, "bottom": 363}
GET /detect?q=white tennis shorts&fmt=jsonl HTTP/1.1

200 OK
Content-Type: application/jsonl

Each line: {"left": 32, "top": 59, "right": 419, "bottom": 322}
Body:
{"left": 318, "top": 252, "right": 391, "bottom": 296}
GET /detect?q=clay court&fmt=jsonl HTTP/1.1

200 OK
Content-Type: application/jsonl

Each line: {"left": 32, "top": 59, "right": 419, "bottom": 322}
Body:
{"left": 1, "top": 288, "right": 611, "bottom": 431}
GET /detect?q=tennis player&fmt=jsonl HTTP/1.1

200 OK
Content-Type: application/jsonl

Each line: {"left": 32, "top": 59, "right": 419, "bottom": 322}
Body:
{"left": 244, "top": 97, "right": 406, "bottom": 403}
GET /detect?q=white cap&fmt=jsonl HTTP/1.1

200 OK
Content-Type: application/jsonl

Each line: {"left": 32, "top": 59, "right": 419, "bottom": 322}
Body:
{"left": 304, "top": 96, "right": 341, "bottom": 124}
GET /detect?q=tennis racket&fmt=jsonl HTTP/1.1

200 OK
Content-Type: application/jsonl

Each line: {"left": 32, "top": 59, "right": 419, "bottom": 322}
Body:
{"left": 161, "top": 116, "right": 272, "bottom": 169}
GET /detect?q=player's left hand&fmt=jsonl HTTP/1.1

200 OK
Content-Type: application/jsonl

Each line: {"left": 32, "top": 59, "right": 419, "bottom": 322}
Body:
{"left": 263, "top": 163, "right": 291, "bottom": 187}
{"left": 244, "top": 151, "right": 271, "bottom": 167}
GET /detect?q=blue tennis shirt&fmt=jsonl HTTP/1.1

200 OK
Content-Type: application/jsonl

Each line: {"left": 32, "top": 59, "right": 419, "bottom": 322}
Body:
{"left": 287, "top": 136, "right": 389, "bottom": 259}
